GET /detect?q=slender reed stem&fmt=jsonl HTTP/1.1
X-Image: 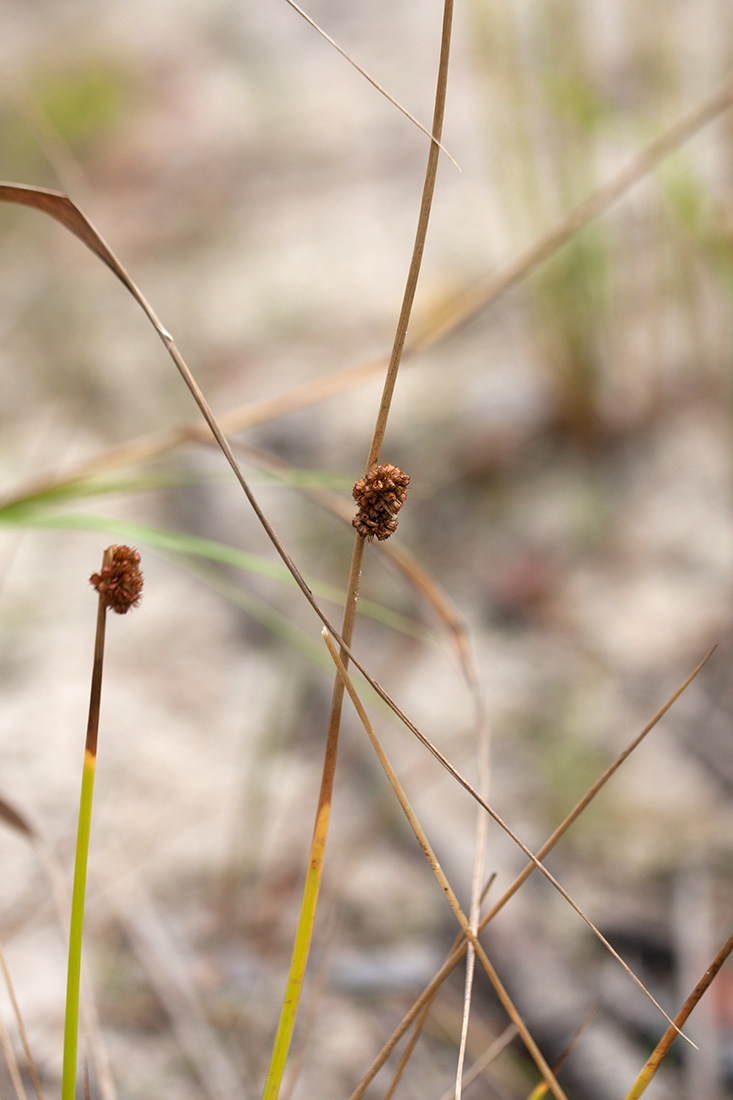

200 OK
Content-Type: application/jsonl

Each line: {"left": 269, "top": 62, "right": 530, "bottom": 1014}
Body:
{"left": 62, "top": 545, "right": 142, "bottom": 1100}
{"left": 261, "top": 6, "right": 454, "bottom": 1098}
{"left": 62, "top": 556, "right": 108, "bottom": 1100}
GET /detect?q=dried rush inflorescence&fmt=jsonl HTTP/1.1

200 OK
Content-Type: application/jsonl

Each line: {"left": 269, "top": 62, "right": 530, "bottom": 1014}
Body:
{"left": 352, "top": 463, "right": 410, "bottom": 542}
{"left": 89, "top": 545, "right": 143, "bottom": 613}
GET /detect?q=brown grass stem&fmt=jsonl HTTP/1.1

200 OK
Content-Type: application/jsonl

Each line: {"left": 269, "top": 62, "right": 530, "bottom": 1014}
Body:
{"left": 85, "top": 569, "right": 109, "bottom": 758}
{"left": 381, "top": 998, "right": 431, "bottom": 1100}
{"left": 62, "top": 549, "right": 110, "bottom": 1100}
{"left": 263, "top": 4, "right": 456, "bottom": 1093}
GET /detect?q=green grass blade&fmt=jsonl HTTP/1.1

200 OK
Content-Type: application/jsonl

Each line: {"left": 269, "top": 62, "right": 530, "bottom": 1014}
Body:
{"left": 62, "top": 748, "right": 97, "bottom": 1100}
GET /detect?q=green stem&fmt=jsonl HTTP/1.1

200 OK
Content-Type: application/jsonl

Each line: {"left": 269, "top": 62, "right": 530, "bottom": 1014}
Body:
{"left": 62, "top": 573, "right": 108, "bottom": 1100}
{"left": 62, "top": 750, "right": 97, "bottom": 1100}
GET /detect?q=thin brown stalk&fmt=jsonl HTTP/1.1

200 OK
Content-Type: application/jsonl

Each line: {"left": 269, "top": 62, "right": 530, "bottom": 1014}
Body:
{"left": 347, "top": 651, "right": 713, "bottom": 1098}
{"left": 86, "top": 566, "right": 109, "bottom": 758}
{"left": 261, "top": 0, "right": 457, "bottom": 1086}
{"left": 275, "top": 3, "right": 455, "bottom": 1090}
{"left": 310, "top": 0, "right": 454, "bottom": 900}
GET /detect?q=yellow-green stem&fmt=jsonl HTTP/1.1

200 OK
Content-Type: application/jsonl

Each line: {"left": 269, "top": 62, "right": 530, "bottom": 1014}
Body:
{"left": 62, "top": 750, "right": 97, "bottom": 1100}
{"left": 62, "top": 565, "right": 108, "bottom": 1100}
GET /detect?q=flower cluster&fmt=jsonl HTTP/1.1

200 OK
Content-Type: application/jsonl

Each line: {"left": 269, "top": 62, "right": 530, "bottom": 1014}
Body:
{"left": 90, "top": 545, "right": 143, "bottom": 614}
{"left": 352, "top": 463, "right": 410, "bottom": 542}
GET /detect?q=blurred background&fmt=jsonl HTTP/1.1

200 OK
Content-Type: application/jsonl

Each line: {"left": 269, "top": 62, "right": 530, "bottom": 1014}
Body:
{"left": 0, "top": 1, "right": 732, "bottom": 1097}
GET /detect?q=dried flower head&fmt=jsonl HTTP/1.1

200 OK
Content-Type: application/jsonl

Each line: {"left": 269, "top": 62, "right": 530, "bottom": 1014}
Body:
{"left": 352, "top": 463, "right": 410, "bottom": 542}
{"left": 90, "top": 545, "right": 143, "bottom": 614}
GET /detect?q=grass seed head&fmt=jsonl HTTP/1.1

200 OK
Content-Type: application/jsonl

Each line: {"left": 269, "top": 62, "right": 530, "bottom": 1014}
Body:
{"left": 90, "top": 545, "right": 143, "bottom": 613}
{"left": 352, "top": 463, "right": 410, "bottom": 542}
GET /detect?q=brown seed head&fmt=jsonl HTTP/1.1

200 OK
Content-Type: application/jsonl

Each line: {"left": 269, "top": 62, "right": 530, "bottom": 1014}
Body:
{"left": 90, "top": 545, "right": 143, "bottom": 614}
{"left": 352, "top": 463, "right": 410, "bottom": 542}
